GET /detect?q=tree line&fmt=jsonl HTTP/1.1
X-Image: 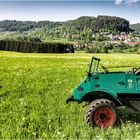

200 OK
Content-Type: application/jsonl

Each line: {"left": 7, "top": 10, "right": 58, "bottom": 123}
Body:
{"left": 0, "top": 40, "right": 74, "bottom": 53}
{"left": 0, "top": 16, "right": 129, "bottom": 33}
{"left": 0, "top": 20, "right": 62, "bottom": 32}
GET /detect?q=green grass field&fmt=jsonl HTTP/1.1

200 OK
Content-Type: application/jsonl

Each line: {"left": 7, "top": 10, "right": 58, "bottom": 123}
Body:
{"left": 0, "top": 51, "right": 140, "bottom": 139}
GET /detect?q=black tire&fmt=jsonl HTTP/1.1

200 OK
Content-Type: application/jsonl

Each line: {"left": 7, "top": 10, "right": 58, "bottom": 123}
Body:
{"left": 86, "top": 99, "right": 119, "bottom": 128}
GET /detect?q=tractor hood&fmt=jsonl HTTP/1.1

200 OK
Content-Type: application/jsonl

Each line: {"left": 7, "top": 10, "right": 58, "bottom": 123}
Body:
{"left": 66, "top": 76, "right": 91, "bottom": 103}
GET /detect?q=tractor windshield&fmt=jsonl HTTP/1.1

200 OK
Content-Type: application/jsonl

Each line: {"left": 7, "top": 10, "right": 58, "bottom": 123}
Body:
{"left": 89, "top": 57, "right": 100, "bottom": 74}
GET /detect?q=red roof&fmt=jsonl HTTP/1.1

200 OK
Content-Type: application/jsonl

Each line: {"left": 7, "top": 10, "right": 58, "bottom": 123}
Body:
{"left": 128, "top": 42, "right": 140, "bottom": 46}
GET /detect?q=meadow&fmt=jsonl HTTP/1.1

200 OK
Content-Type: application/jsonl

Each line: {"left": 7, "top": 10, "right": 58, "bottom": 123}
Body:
{"left": 0, "top": 51, "right": 140, "bottom": 139}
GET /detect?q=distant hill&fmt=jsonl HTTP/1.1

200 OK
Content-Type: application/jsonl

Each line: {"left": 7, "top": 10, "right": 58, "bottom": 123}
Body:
{"left": 0, "top": 16, "right": 129, "bottom": 33}
{"left": 63, "top": 16, "right": 129, "bottom": 33}
{"left": 130, "top": 23, "right": 140, "bottom": 32}
{"left": 0, "top": 16, "right": 131, "bottom": 43}
{"left": 0, "top": 20, "right": 62, "bottom": 32}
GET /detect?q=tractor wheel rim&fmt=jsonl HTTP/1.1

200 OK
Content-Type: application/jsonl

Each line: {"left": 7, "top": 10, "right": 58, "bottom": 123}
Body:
{"left": 93, "top": 107, "right": 115, "bottom": 128}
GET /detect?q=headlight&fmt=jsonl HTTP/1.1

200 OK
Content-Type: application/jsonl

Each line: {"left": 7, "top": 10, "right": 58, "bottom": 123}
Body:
{"left": 77, "top": 86, "right": 83, "bottom": 92}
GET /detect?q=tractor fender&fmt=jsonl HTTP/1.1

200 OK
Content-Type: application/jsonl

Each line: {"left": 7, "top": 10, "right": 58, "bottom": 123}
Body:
{"left": 81, "top": 90, "right": 122, "bottom": 106}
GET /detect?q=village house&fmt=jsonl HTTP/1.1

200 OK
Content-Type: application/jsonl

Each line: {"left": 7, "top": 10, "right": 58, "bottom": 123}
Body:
{"left": 127, "top": 42, "right": 140, "bottom": 46}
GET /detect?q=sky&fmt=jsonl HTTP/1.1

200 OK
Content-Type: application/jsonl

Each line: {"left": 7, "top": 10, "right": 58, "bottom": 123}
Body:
{"left": 0, "top": 0, "right": 140, "bottom": 24}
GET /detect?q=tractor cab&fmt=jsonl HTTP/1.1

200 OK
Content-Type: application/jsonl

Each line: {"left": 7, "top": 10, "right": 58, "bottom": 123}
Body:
{"left": 87, "top": 57, "right": 110, "bottom": 75}
{"left": 66, "top": 56, "right": 140, "bottom": 128}
{"left": 66, "top": 57, "right": 140, "bottom": 104}
{"left": 87, "top": 57, "right": 121, "bottom": 75}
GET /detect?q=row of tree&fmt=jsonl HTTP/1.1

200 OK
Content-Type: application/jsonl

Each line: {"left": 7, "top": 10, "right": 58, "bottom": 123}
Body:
{"left": 0, "top": 40, "right": 74, "bottom": 53}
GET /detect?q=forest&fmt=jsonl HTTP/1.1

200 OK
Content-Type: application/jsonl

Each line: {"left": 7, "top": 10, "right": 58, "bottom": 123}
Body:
{"left": 0, "top": 16, "right": 129, "bottom": 33}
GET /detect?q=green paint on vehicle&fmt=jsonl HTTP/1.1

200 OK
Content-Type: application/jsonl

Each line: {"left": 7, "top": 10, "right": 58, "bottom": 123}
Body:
{"left": 67, "top": 57, "right": 140, "bottom": 107}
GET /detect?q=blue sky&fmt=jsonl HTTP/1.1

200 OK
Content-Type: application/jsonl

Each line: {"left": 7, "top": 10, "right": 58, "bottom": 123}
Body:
{"left": 0, "top": 1, "right": 140, "bottom": 24}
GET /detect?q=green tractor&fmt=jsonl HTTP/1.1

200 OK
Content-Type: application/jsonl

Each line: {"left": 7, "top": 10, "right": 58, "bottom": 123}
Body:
{"left": 66, "top": 57, "right": 140, "bottom": 128}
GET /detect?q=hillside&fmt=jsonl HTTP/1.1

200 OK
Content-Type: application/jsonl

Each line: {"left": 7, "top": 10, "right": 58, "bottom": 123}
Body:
{"left": 0, "top": 16, "right": 129, "bottom": 33}
{"left": 0, "top": 20, "right": 62, "bottom": 32}
{"left": 130, "top": 23, "right": 140, "bottom": 32}
{"left": 63, "top": 16, "right": 129, "bottom": 33}
{"left": 0, "top": 15, "right": 131, "bottom": 44}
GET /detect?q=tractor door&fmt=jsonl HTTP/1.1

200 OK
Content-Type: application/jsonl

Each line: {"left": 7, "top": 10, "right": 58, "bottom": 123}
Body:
{"left": 93, "top": 73, "right": 126, "bottom": 91}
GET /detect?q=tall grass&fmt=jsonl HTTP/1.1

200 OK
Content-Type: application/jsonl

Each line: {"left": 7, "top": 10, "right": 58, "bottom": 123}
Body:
{"left": 0, "top": 51, "right": 140, "bottom": 139}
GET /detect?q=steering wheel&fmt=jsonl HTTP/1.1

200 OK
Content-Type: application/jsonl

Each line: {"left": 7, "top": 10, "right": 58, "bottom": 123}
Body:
{"left": 101, "top": 66, "right": 109, "bottom": 73}
{"left": 132, "top": 68, "right": 138, "bottom": 73}
{"left": 127, "top": 67, "right": 140, "bottom": 74}
{"left": 134, "top": 67, "right": 140, "bottom": 74}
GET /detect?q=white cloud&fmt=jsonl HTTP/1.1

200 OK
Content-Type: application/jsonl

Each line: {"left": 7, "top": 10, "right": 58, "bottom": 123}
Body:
{"left": 115, "top": 0, "right": 123, "bottom": 4}
{"left": 115, "top": 0, "right": 139, "bottom": 5}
